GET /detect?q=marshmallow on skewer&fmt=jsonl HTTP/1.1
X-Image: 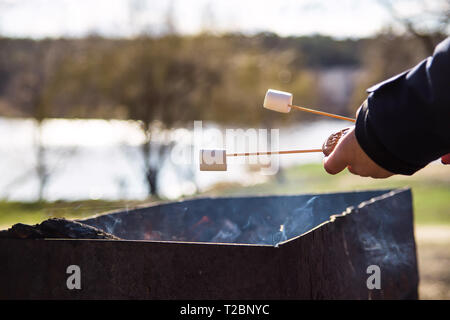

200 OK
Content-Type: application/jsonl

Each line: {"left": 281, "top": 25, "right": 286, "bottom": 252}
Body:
{"left": 199, "top": 148, "right": 324, "bottom": 171}
{"left": 199, "top": 149, "right": 227, "bottom": 171}
{"left": 263, "top": 89, "right": 293, "bottom": 113}
{"left": 263, "top": 88, "right": 356, "bottom": 122}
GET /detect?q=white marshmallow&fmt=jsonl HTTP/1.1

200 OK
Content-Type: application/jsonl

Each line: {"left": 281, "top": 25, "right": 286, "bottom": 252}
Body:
{"left": 199, "top": 149, "right": 227, "bottom": 171}
{"left": 263, "top": 89, "right": 292, "bottom": 113}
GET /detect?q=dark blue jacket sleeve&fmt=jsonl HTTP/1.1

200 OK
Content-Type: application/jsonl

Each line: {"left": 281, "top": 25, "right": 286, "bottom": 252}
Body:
{"left": 355, "top": 37, "right": 450, "bottom": 175}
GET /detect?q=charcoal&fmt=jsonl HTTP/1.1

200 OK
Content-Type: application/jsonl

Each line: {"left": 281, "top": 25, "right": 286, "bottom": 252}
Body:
{"left": 0, "top": 218, "right": 121, "bottom": 240}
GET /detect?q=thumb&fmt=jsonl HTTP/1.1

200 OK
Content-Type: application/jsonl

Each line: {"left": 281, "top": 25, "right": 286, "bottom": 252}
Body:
{"left": 323, "top": 135, "right": 351, "bottom": 175}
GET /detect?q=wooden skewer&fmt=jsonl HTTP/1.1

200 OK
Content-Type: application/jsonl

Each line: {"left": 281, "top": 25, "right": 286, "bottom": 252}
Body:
{"left": 227, "top": 149, "right": 323, "bottom": 157}
{"left": 289, "top": 104, "right": 356, "bottom": 122}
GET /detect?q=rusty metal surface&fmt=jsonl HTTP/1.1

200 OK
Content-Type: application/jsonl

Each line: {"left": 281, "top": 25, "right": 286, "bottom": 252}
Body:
{"left": 0, "top": 189, "right": 418, "bottom": 299}
{"left": 278, "top": 189, "right": 418, "bottom": 299}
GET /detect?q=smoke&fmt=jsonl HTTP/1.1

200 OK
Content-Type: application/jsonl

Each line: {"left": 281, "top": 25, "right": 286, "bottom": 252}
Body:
{"left": 180, "top": 196, "right": 318, "bottom": 245}
{"left": 271, "top": 196, "right": 317, "bottom": 246}
{"left": 86, "top": 195, "right": 324, "bottom": 246}
{"left": 104, "top": 215, "right": 122, "bottom": 235}
{"left": 211, "top": 219, "right": 241, "bottom": 243}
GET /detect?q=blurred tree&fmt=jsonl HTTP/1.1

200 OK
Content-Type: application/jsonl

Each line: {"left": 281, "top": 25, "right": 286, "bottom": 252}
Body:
{"left": 349, "top": 32, "right": 429, "bottom": 113}
{"left": 0, "top": 35, "right": 357, "bottom": 119}
{"left": 379, "top": 0, "right": 449, "bottom": 55}
{"left": 349, "top": 0, "right": 449, "bottom": 113}
{"left": 1, "top": 40, "right": 70, "bottom": 200}
{"left": 98, "top": 36, "right": 221, "bottom": 197}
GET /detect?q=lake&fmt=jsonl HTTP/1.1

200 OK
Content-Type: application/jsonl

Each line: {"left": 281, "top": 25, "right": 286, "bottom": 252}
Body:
{"left": 0, "top": 117, "right": 348, "bottom": 201}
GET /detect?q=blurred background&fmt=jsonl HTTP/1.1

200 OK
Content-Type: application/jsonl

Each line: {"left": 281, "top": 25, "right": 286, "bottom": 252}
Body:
{"left": 0, "top": 0, "right": 449, "bottom": 298}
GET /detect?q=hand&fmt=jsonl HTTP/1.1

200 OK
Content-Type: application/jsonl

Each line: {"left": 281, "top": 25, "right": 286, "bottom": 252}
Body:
{"left": 322, "top": 126, "right": 394, "bottom": 178}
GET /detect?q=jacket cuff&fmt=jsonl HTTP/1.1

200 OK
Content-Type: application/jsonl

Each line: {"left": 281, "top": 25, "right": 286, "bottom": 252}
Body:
{"left": 355, "top": 97, "right": 423, "bottom": 175}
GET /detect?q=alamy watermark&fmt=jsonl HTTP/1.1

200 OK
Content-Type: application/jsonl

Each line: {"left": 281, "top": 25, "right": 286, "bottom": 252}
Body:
{"left": 170, "top": 120, "right": 280, "bottom": 175}
{"left": 366, "top": 265, "right": 381, "bottom": 290}
{"left": 66, "top": 265, "right": 81, "bottom": 290}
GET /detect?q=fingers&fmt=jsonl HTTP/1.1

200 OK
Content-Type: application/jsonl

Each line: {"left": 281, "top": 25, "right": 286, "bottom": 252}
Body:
{"left": 323, "top": 132, "right": 352, "bottom": 175}
{"left": 322, "top": 126, "right": 395, "bottom": 178}
{"left": 323, "top": 126, "right": 362, "bottom": 175}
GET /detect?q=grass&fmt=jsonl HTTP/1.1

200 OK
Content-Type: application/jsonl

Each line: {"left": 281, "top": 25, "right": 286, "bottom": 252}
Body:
{"left": 0, "top": 199, "right": 152, "bottom": 229}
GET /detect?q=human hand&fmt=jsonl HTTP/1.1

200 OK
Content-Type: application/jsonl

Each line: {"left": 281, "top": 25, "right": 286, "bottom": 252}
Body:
{"left": 322, "top": 126, "right": 394, "bottom": 178}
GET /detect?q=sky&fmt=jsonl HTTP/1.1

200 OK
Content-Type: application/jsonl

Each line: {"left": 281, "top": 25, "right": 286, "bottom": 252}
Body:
{"left": 0, "top": 0, "right": 444, "bottom": 39}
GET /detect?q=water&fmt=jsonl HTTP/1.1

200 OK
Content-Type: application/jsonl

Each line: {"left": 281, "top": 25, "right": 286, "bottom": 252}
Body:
{"left": 0, "top": 117, "right": 348, "bottom": 201}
